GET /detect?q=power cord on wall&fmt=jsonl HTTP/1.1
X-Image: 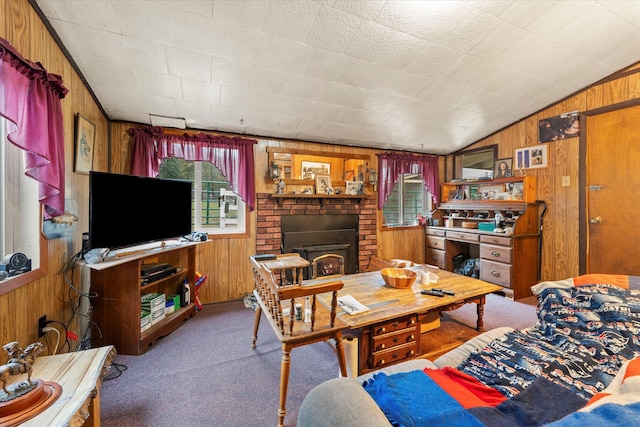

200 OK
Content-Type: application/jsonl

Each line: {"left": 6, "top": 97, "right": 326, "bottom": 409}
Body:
{"left": 41, "top": 326, "right": 60, "bottom": 355}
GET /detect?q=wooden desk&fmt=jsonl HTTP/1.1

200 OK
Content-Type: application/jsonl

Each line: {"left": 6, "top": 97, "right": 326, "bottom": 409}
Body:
{"left": 309, "top": 267, "right": 502, "bottom": 375}
{"left": 21, "top": 346, "right": 115, "bottom": 427}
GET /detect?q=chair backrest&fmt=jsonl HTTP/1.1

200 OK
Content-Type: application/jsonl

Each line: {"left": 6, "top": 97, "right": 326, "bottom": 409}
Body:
{"left": 250, "top": 256, "right": 344, "bottom": 337}
{"left": 311, "top": 254, "right": 345, "bottom": 279}
{"left": 366, "top": 255, "right": 395, "bottom": 272}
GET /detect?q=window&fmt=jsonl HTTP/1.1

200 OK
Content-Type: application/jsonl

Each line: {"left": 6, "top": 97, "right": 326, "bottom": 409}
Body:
{"left": 382, "top": 174, "right": 432, "bottom": 227}
{"left": 157, "top": 158, "right": 246, "bottom": 235}
{"left": 1, "top": 118, "right": 41, "bottom": 269}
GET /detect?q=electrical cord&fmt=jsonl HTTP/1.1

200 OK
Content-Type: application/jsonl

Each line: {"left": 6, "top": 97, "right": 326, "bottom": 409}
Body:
{"left": 104, "top": 362, "right": 128, "bottom": 381}
{"left": 42, "top": 326, "right": 60, "bottom": 355}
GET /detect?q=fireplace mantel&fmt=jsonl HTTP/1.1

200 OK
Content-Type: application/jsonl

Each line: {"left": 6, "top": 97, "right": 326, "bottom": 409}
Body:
{"left": 270, "top": 193, "right": 371, "bottom": 206}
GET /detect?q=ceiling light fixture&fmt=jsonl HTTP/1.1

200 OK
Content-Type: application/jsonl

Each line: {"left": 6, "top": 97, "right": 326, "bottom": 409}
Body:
{"left": 149, "top": 114, "right": 186, "bottom": 129}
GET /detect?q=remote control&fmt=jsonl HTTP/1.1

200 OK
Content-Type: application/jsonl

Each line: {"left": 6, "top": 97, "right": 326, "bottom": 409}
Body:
{"left": 421, "top": 289, "right": 444, "bottom": 297}
{"left": 432, "top": 288, "right": 455, "bottom": 296}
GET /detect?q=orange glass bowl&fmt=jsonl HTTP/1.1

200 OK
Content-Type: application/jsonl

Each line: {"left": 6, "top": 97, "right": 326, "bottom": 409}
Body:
{"left": 380, "top": 268, "right": 417, "bottom": 289}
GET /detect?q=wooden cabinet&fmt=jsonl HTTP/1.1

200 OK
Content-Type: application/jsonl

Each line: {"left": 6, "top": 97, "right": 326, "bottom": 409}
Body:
{"left": 369, "top": 314, "right": 418, "bottom": 370}
{"left": 87, "top": 243, "right": 198, "bottom": 355}
{"left": 426, "top": 176, "right": 541, "bottom": 299}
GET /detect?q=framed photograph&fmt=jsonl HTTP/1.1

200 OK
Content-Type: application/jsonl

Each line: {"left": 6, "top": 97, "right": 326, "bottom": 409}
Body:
{"left": 480, "top": 185, "right": 504, "bottom": 200}
{"left": 539, "top": 112, "right": 579, "bottom": 142}
{"left": 345, "top": 180, "right": 363, "bottom": 195}
{"left": 510, "top": 182, "right": 524, "bottom": 200}
{"left": 515, "top": 144, "right": 548, "bottom": 170}
{"left": 315, "top": 175, "right": 332, "bottom": 194}
{"left": 74, "top": 114, "right": 95, "bottom": 174}
{"left": 493, "top": 158, "right": 513, "bottom": 178}
{"left": 301, "top": 161, "right": 330, "bottom": 179}
{"left": 345, "top": 170, "right": 354, "bottom": 181}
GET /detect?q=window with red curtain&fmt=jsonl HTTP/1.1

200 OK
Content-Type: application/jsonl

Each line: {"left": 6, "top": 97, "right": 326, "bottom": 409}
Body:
{"left": 129, "top": 127, "right": 257, "bottom": 211}
{"left": 0, "top": 37, "right": 68, "bottom": 218}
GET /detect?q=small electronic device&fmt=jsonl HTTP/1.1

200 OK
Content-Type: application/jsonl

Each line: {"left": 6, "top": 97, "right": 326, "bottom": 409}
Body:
{"left": 421, "top": 289, "right": 444, "bottom": 297}
{"left": 432, "top": 288, "right": 455, "bottom": 296}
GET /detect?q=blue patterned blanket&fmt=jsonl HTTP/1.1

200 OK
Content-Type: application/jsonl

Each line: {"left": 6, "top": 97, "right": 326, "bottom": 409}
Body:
{"left": 363, "top": 282, "right": 640, "bottom": 426}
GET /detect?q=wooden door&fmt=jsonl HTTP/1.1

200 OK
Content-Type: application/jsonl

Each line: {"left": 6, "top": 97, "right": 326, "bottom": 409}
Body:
{"left": 586, "top": 104, "right": 640, "bottom": 274}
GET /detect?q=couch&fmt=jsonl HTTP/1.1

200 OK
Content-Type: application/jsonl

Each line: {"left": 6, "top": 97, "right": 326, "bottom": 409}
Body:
{"left": 298, "top": 275, "right": 640, "bottom": 426}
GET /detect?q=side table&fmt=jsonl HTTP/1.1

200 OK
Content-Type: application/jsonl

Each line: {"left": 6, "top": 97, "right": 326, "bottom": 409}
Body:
{"left": 21, "top": 345, "right": 115, "bottom": 427}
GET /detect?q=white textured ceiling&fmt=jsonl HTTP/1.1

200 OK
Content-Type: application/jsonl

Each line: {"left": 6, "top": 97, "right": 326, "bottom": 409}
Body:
{"left": 35, "top": 0, "right": 640, "bottom": 154}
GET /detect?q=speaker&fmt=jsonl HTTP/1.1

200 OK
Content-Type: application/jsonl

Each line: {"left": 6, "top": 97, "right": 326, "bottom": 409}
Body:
{"left": 0, "top": 253, "right": 32, "bottom": 277}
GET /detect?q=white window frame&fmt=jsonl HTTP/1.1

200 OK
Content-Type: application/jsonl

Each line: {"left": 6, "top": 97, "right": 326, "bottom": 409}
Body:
{"left": 1, "top": 118, "right": 41, "bottom": 277}
{"left": 382, "top": 173, "right": 433, "bottom": 228}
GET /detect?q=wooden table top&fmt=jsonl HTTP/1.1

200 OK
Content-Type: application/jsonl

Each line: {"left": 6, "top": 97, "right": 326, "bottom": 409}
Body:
{"left": 261, "top": 253, "right": 310, "bottom": 271}
{"left": 308, "top": 266, "right": 502, "bottom": 328}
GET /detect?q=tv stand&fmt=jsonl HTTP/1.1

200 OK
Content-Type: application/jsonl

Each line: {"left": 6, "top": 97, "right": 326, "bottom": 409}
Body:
{"left": 85, "top": 242, "right": 198, "bottom": 355}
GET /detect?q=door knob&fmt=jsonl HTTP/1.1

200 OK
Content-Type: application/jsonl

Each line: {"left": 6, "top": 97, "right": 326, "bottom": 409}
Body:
{"left": 589, "top": 216, "right": 602, "bottom": 224}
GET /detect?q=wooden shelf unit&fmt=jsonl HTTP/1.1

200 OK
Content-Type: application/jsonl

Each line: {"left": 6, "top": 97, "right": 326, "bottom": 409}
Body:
{"left": 87, "top": 243, "right": 198, "bottom": 355}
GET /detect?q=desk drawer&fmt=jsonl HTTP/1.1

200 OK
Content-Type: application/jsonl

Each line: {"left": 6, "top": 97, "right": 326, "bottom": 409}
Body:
{"left": 372, "top": 329, "right": 417, "bottom": 352}
{"left": 446, "top": 230, "right": 480, "bottom": 243}
{"left": 425, "top": 228, "right": 446, "bottom": 237}
{"left": 426, "top": 236, "right": 445, "bottom": 249}
{"left": 371, "top": 342, "right": 417, "bottom": 368}
{"left": 480, "top": 235, "right": 512, "bottom": 246}
{"left": 480, "top": 244, "right": 513, "bottom": 263}
{"left": 371, "top": 315, "right": 417, "bottom": 337}
{"left": 425, "top": 248, "right": 445, "bottom": 269}
{"left": 480, "top": 259, "right": 512, "bottom": 287}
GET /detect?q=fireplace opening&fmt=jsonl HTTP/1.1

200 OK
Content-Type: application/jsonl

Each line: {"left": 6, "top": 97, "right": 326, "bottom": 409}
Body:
{"left": 282, "top": 214, "right": 358, "bottom": 278}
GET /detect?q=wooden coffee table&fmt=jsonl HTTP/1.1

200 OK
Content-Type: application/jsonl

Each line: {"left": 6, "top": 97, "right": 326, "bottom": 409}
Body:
{"left": 310, "top": 266, "right": 502, "bottom": 375}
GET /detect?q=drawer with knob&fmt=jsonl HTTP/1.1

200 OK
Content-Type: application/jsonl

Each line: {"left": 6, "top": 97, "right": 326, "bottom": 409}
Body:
{"left": 480, "top": 244, "right": 513, "bottom": 263}
{"left": 425, "top": 248, "right": 445, "bottom": 269}
{"left": 371, "top": 342, "right": 417, "bottom": 368}
{"left": 480, "top": 259, "right": 512, "bottom": 288}
{"left": 426, "top": 236, "right": 445, "bottom": 250}
{"left": 371, "top": 315, "right": 417, "bottom": 337}
{"left": 372, "top": 329, "right": 417, "bottom": 352}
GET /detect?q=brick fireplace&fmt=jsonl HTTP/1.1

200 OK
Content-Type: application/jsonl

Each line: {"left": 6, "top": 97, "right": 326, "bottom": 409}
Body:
{"left": 255, "top": 194, "right": 377, "bottom": 273}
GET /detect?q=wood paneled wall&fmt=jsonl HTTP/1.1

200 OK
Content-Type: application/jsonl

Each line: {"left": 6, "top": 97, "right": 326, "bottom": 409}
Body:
{"left": 0, "top": 0, "right": 109, "bottom": 353}
{"left": 110, "top": 122, "right": 441, "bottom": 303}
{"left": 449, "top": 63, "right": 640, "bottom": 282}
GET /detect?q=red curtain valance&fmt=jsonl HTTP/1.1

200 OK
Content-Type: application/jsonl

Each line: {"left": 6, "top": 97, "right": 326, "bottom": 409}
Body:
{"left": 129, "top": 127, "right": 257, "bottom": 211}
{"left": 377, "top": 152, "right": 439, "bottom": 209}
{"left": 0, "top": 37, "right": 68, "bottom": 217}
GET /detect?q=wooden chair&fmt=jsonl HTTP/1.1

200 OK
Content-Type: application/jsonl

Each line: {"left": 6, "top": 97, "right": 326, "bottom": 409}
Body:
{"left": 366, "top": 255, "right": 395, "bottom": 272}
{"left": 311, "top": 253, "right": 345, "bottom": 279}
{"left": 249, "top": 255, "right": 348, "bottom": 427}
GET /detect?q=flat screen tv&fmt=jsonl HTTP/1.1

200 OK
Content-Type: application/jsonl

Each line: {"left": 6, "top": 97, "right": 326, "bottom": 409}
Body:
{"left": 89, "top": 171, "right": 192, "bottom": 250}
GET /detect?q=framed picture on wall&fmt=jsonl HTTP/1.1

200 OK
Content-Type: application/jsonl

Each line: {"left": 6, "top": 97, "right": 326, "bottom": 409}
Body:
{"left": 74, "top": 113, "right": 95, "bottom": 175}
{"left": 515, "top": 144, "right": 548, "bottom": 170}
{"left": 301, "top": 161, "right": 330, "bottom": 179}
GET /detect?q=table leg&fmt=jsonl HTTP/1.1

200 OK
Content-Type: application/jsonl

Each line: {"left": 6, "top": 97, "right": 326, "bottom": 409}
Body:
{"left": 476, "top": 295, "right": 486, "bottom": 331}
{"left": 278, "top": 344, "right": 292, "bottom": 427}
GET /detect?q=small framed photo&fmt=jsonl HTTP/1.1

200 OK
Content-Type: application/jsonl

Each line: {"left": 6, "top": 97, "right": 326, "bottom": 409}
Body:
{"left": 493, "top": 158, "right": 513, "bottom": 178}
{"left": 515, "top": 144, "right": 548, "bottom": 170}
{"left": 345, "top": 180, "right": 363, "bottom": 195}
{"left": 74, "top": 113, "right": 95, "bottom": 175}
{"left": 315, "top": 175, "right": 332, "bottom": 194}
{"left": 301, "top": 161, "right": 330, "bottom": 179}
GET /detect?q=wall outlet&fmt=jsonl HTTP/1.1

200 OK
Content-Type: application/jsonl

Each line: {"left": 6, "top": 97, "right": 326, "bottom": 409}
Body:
{"left": 562, "top": 176, "right": 570, "bottom": 187}
{"left": 38, "top": 315, "right": 47, "bottom": 337}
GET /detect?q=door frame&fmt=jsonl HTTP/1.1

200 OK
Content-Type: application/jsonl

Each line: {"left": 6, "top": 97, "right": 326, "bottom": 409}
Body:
{"left": 579, "top": 97, "right": 640, "bottom": 274}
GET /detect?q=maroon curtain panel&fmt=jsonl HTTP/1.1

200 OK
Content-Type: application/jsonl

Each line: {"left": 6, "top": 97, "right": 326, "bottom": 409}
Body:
{"left": 129, "top": 127, "right": 257, "bottom": 211}
{"left": 0, "top": 37, "right": 68, "bottom": 218}
{"left": 377, "top": 152, "right": 439, "bottom": 209}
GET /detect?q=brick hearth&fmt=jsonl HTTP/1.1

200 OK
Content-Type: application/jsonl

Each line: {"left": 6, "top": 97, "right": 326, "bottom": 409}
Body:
{"left": 255, "top": 194, "right": 377, "bottom": 273}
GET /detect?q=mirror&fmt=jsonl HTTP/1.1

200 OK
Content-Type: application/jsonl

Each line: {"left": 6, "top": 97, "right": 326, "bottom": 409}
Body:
{"left": 267, "top": 147, "right": 370, "bottom": 186}
{"left": 454, "top": 145, "right": 497, "bottom": 180}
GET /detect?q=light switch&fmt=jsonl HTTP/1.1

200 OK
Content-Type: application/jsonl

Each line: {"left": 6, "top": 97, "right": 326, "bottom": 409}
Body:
{"left": 562, "top": 176, "right": 570, "bottom": 187}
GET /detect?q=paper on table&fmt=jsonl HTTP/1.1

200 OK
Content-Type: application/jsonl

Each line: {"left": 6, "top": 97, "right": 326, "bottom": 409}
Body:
{"left": 338, "top": 295, "right": 369, "bottom": 315}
